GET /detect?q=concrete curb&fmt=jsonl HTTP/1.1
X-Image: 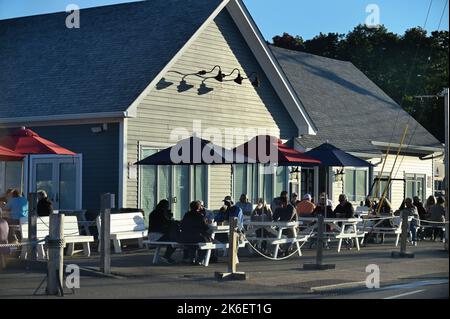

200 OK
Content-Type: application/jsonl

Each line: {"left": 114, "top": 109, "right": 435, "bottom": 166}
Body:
{"left": 310, "top": 281, "right": 366, "bottom": 293}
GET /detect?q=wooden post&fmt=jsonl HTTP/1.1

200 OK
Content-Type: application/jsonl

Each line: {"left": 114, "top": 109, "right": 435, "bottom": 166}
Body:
{"left": 391, "top": 212, "right": 414, "bottom": 258}
{"left": 46, "top": 213, "right": 64, "bottom": 295}
{"left": 27, "top": 193, "right": 38, "bottom": 261}
{"left": 444, "top": 88, "right": 449, "bottom": 252}
{"left": 100, "top": 193, "right": 114, "bottom": 275}
{"left": 228, "top": 218, "right": 238, "bottom": 274}
{"left": 215, "top": 217, "right": 247, "bottom": 281}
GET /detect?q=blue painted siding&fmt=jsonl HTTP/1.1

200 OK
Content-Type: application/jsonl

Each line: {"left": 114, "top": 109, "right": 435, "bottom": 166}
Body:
{"left": 30, "top": 123, "right": 120, "bottom": 210}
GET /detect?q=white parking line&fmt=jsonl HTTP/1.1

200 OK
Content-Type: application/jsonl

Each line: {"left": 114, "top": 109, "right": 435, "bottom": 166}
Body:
{"left": 384, "top": 289, "right": 426, "bottom": 299}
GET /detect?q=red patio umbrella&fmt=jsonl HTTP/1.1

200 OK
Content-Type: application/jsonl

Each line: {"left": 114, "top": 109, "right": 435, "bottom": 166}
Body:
{"left": 0, "top": 127, "right": 76, "bottom": 195}
{"left": 233, "top": 135, "right": 321, "bottom": 166}
{"left": 0, "top": 127, "right": 76, "bottom": 155}
{"left": 0, "top": 145, "right": 24, "bottom": 161}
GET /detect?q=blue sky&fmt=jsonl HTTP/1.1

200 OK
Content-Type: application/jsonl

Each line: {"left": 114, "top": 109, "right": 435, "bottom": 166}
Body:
{"left": 0, "top": 0, "right": 448, "bottom": 40}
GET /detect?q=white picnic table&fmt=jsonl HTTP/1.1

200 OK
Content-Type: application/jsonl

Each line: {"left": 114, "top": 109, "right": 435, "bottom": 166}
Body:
{"left": 243, "top": 220, "right": 308, "bottom": 258}
{"left": 298, "top": 217, "right": 365, "bottom": 252}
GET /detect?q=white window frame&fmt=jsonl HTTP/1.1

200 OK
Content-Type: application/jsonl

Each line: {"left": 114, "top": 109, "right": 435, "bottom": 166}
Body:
{"left": 138, "top": 142, "right": 210, "bottom": 212}
{"left": 344, "top": 167, "right": 369, "bottom": 203}
{"left": 232, "top": 163, "right": 290, "bottom": 204}
{"left": 405, "top": 173, "right": 426, "bottom": 201}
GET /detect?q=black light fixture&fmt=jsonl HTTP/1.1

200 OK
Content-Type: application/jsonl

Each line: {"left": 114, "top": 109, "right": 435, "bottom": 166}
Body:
{"left": 156, "top": 77, "right": 174, "bottom": 90}
{"left": 214, "top": 69, "right": 226, "bottom": 82}
{"left": 234, "top": 73, "right": 244, "bottom": 85}
{"left": 198, "top": 80, "right": 214, "bottom": 95}
{"left": 177, "top": 79, "right": 194, "bottom": 93}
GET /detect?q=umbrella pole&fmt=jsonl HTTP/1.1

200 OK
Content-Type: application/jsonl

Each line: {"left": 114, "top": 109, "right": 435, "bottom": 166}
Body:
{"left": 20, "top": 160, "right": 24, "bottom": 195}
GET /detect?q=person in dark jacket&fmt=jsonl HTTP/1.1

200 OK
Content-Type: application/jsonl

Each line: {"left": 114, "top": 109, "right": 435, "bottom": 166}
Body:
{"left": 37, "top": 190, "right": 53, "bottom": 217}
{"left": 413, "top": 196, "right": 427, "bottom": 220}
{"left": 180, "top": 201, "right": 211, "bottom": 265}
{"left": 148, "top": 199, "right": 178, "bottom": 264}
{"left": 334, "top": 194, "right": 355, "bottom": 219}
{"left": 313, "top": 193, "right": 334, "bottom": 218}
{"left": 272, "top": 197, "right": 297, "bottom": 255}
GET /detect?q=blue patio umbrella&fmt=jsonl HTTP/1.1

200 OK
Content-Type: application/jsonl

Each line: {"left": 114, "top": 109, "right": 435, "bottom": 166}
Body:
{"left": 304, "top": 143, "right": 374, "bottom": 168}
{"left": 135, "top": 136, "right": 248, "bottom": 166}
{"left": 303, "top": 143, "right": 373, "bottom": 207}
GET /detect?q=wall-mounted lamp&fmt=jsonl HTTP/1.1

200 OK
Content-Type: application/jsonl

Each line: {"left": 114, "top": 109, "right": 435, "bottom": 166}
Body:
{"left": 91, "top": 123, "right": 108, "bottom": 134}
{"left": 335, "top": 168, "right": 345, "bottom": 182}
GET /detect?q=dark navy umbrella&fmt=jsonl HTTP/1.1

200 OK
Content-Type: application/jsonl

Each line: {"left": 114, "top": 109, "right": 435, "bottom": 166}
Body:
{"left": 135, "top": 136, "right": 248, "bottom": 166}
{"left": 304, "top": 143, "right": 373, "bottom": 168}
{"left": 303, "top": 143, "right": 373, "bottom": 202}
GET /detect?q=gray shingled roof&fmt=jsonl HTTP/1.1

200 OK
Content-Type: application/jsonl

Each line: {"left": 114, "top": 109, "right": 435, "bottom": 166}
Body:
{"left": 270, "top": 46, "right": 442, "bottom": 154}
{"left": 0, "top": 0, "right": 222, "bottom": 119}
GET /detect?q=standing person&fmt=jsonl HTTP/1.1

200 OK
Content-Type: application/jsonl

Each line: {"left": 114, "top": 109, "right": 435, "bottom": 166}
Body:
{"left": 296, "top": 194, "right": 316, "bottom": 217}
{"left": 180, "top": 201, "right": 211, "bottom": 265}
{"left": 0, "top": 189, "right": 28, "bottom": 243}
{"left": 36, "top": 190, "right": 53, "bottom": 217}
{"left": 235, "top": 194, "right": 253, "bottom": 216}
{"left": 148, "top": 199, "right": 179, "bottom": 264}
{"left": 401, "top": 198, "right": 420, "bottom": 246}
{"left": 271, "top": 191, "right": 288, "bottom": 212}
{"left": 428, "top": 196, "right": 446, "bottom": 242}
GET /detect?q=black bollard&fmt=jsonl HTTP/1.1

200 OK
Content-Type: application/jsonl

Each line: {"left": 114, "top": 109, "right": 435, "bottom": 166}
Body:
{"left": 303, "top": 213, "right": 335, "bottom": 270}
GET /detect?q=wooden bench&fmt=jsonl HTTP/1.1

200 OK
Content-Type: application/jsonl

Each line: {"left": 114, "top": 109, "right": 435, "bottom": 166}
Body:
{"left": 143, "top": 236, "right": 247, "bottom": 267}
{"left": 20, "top": 215, "right": 94, "bottom": 260}
{"left": 96, "top": 212, "right": 148, "bottom": 253}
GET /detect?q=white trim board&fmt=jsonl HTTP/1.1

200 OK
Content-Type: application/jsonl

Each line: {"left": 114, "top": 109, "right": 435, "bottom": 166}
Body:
{"left": 226, "top": 0, "right": 317, "bottom": 136}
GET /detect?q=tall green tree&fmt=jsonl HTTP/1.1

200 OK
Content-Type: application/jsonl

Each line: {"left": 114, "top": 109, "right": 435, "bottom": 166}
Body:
{"left": 272, "top": 26, "right": 449, "bottom": 142}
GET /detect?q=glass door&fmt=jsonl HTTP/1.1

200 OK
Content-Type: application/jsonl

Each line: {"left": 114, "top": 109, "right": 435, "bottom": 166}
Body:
{"left": 140, "top": 146, "right": 208, "bottom": 222}
{"left": 31, "top": 156, "right": 81, "bottom": 211}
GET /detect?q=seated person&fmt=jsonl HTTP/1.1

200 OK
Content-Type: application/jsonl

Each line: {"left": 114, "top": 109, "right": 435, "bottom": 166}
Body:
{"left": 148, "top": 199, "right": 179, "bottom": 264}
{"left": 333, "top": 194, "right": 355, "bottom": 219}
{"left": 271, "top": 191, "right": 288, "bottom": 212}
{"left": 273, "top": 197, "right": 297, "bottom": 222}
{"left": 272, "top": 197, "right": 297, "bottom": 255}
{"left": 198, "top": 201, "right": 214, "bottom": 224}
{"left": 251, "top": 198, "right": 273, "bottom": 221}
{"left": 313, "top": 193, "right": 334, "bottom": 218}
{"left": 215, "top": 196, "right": 244, "bottom": 230}
{"left": 296, "top": 194, "right": 316, "bottom": 217}
{"left": 180, "top": 201, "right": 211, "bottom": 265}
{"left": 37, "top": 190, "right": 53, "bottom": 217}
{"left": 235, "top": 194, "right": 253, "bottom": 216}
{"left": 251, "top": 198, "right": 273, "bottom": 251}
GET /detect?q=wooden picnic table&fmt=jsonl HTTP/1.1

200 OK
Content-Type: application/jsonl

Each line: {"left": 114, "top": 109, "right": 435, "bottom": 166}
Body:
{"left": 298, "top": 217, "right": 365, "bottom": 252}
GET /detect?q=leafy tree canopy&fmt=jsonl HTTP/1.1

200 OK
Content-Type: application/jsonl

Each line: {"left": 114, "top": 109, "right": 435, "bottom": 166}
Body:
{"left": 272, "top": 25, "right": 449, "bottom": 142}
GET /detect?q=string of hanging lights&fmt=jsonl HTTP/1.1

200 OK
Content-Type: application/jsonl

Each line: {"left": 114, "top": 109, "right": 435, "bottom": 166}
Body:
{"left": 167, "top": 65, "right": 260, "bottom": 89}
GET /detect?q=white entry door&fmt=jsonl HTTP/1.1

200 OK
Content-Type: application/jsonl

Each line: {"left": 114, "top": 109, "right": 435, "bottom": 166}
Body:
{"left": 30, "top": 155, "right": 82, "bottom": 210}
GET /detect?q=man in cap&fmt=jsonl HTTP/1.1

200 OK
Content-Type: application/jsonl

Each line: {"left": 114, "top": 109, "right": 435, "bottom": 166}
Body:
{"left": 215, "top": 196, "right": 244, "bottom": 230}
